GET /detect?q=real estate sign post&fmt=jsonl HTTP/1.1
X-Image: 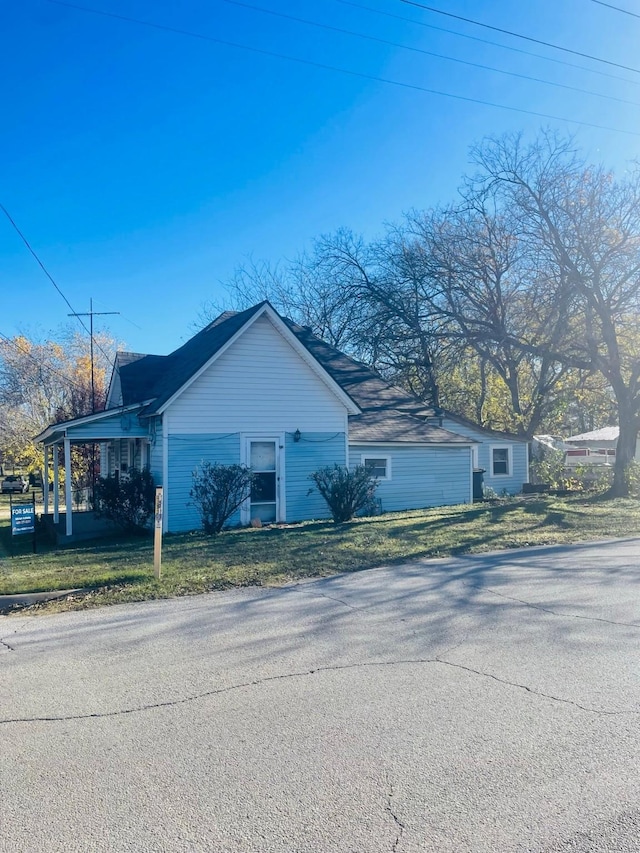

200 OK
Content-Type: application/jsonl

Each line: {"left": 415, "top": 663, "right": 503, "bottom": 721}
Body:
{"left": 153, "top": 486, "right": 163, "bottom": 579}
{"left": 10, "top": 492, "right": 37, "bottom": 555}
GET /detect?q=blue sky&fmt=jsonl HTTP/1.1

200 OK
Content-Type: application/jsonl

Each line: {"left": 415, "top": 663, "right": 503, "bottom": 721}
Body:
{"left": 2, "top": 0, "right": 640, "bottom": 356}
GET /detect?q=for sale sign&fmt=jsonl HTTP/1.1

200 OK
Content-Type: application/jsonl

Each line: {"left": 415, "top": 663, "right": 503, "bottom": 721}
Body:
{"left": 11, "top": 504, "right": 35, "bottom": 536}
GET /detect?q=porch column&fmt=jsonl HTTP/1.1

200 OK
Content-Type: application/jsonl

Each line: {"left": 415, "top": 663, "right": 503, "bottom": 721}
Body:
{"left": 53, "top": 444, "right": 60, "bottom": 523}
{"left": 43, "top": 445, "right": 49, "bottom": 516}
{"left": 64, "top": 437, "right": 73, "bottom": 536}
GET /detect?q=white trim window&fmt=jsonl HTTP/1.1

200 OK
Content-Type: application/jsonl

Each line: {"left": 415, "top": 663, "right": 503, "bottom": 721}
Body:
{"left": 490, "top": 445, "right": 512, "bottom": 477}
{"left": 361, "top": 454, "right": 392, "bottom": 481}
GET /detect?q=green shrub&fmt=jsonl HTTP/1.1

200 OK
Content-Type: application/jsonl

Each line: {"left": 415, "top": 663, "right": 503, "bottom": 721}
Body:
{"left": 529, "top": 448, "right": 567, "bottom": 489}
{"left": 190, "top": 462, "right": 255, "bottom": 534}
{"left": 94, "top": 468, "right": 155, "bottom": 534}
{"left": 309, "top": 464, "right": 378, "bottom": 523}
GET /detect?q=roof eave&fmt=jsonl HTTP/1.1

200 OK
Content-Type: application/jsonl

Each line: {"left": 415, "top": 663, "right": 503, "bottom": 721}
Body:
{"left": 33, "top": 402, "right": 149, "bottom": 444}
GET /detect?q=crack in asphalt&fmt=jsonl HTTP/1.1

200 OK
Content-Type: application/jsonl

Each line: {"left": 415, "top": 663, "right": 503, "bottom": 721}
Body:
{"left": 1, "top": 656, "right": 635, "bottom": 726}
{"left": 0, "top": 618, "right": 29, "bottom": 652}
{"left": 291, "top": 585, "right": 369, "bottom": 613}
{"left": 385, "top": 771, "right": 406, "bottom": 852}
{"left": 434, "top": 657, "right": 633, "bottom": 717}
{"left": 469, "top": 583, "right": 640, "bottom": 629}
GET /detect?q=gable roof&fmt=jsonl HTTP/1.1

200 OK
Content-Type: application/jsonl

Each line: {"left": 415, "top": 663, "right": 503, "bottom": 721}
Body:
{"left": 113, "top": 302, "right": 360, "bottom": 416}
{"left": 110, "top": 303, "right": 262, "bottom": 411}
{"left": 106, "top": 304, "right": 508, "bottom": 447}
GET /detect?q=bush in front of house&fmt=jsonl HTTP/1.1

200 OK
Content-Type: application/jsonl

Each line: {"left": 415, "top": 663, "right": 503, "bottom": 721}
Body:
{"left": 190, "top": 462, "right": 255, "bottom": 534}
{"left": 309, "top": 464, "right": 378, "bottom": 523}
{"left": 94, "top": 467, "right": 156, "bottom": 534}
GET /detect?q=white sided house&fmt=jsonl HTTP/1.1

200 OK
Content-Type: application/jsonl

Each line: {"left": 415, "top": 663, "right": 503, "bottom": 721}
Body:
{"left": 35, "top": 302, "right": 528, "bottom": 539}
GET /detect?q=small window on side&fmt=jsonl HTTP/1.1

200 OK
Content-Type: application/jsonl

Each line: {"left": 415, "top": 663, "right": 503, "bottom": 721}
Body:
{"left": 492, "top": 447, "right": 510, "bottom": 476}
{"left": 362, "top": 456, "right": 390, "bottom": 480}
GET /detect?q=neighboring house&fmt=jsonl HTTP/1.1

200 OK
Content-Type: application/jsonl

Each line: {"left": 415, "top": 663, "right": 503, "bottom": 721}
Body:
{"left": 35, "top": 302, "right": 529, "bottom": 538}
{"left": 563, "top": 426, "right": 640, "bottom": 468}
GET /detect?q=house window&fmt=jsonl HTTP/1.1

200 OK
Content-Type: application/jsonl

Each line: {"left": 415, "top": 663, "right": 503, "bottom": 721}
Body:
{"left": 361, "top": 455, "right": 391, "bottom": 480}
{"left": 491, "top": 446, "right": 512, "bottom": 477}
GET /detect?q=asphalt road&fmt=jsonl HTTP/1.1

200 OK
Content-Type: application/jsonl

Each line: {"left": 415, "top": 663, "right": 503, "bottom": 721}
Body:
{"left": 2, "top": 538, "right": 640, "bottom": 852}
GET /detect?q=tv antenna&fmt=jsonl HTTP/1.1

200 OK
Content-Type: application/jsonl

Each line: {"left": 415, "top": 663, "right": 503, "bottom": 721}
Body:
{"left": 68, "top": 298, "right": 120, "bottom": 413}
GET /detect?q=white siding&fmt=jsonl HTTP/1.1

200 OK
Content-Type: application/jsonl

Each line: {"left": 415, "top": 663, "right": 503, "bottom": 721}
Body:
{"left": 168, "top": 314, "right": 348, "bottom": 433}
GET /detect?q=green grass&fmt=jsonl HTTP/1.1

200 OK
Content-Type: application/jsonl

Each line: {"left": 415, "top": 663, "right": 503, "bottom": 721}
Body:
{"left": 2, "top": 494, "right": 640, "bottom": 613}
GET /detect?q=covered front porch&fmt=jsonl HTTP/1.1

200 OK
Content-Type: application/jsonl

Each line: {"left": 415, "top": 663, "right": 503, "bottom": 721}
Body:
{"left": 35, "top": 405, "right": 150, "bottom": 542}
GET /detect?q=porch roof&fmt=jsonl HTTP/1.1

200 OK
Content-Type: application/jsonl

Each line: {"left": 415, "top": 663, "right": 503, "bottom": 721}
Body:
{"left": 34, "top": 403, "right": 149, "bottom": 446}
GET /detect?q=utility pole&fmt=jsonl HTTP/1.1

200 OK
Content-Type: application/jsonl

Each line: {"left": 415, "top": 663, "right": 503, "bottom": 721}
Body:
{"left": 68, "top": 298, "right": 119, "bottom": 413}
{"left": 68, "top": 299, "right": 120, "bottom": 509}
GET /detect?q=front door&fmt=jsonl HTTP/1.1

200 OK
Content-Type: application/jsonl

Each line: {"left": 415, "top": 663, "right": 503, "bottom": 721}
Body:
{"left": 248, "top": 439, "right": 279, "bottom": 523}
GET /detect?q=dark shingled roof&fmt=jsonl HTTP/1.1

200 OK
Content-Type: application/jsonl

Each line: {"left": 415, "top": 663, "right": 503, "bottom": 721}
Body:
{"left": 348, "top": 411, "right": 472, "bottom": 444}
{"left": 118, "top": 354, "right": 168, "bottom": 406}
{"left": 437, "top": 412, "right": 529, "bottom": 443}
{"left": 282, "top": 319, "right": 435, "bottom": 417}
{"left": 109, "top": 304, "right": 474, "bottom": 445}
{"left": 114, "top": 303, "right": 267, "bottom": 412}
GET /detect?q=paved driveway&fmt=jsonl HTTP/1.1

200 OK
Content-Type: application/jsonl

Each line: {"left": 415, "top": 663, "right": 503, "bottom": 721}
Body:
{"left": 2, "top": 539, "right": 640, "bottom": 852}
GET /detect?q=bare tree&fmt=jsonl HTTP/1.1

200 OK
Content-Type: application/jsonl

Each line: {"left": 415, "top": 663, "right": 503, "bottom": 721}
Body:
{"left": 465, "top": 131, "right": 640, "bottom": 495}
{"left": 199, "top": 231, "right": 373, "bottom": 357}
{"left": 404, "top": 198, "right": 575, "bottom": 436}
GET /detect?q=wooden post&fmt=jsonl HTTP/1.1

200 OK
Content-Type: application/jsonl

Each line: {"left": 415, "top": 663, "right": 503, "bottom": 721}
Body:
{"left": 153, "top": 486, "right": 163, "bottom": 580}
{"left": 32, "top": 491, "right": 37, "bottom": 554}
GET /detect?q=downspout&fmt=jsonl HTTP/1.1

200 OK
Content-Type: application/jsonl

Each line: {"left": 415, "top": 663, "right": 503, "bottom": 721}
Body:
{"left": 345, "top": 412, "right": 350, "bottom": 469}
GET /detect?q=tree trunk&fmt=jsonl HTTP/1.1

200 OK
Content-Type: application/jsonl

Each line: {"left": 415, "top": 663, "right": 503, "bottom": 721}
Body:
{"left": 608, "top": 413, "right": 638, "bottom": 498}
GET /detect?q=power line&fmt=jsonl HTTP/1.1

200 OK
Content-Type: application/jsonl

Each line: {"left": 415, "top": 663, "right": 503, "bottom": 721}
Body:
{"left": 0, "top": 203, "right": 91, "bottom": 335}
{"left": 220, "top": 0, "right": 640, "bottom": 108}
{"left": 41, "top": 0, "right": 640, "bottom": 137}
{"left": 0, "top": 202, "right": 115, "bottom": 369}
{"left": 399, "top": 0, "right": 640, "bottom": 74}
{"left": 336, "top": 0, "right": 640, "bottom": 86}
{"left": 591, "top": 0, "right": 640, "bottom": 18}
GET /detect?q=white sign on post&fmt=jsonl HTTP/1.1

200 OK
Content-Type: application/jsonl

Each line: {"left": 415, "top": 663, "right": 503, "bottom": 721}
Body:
{"left": 154, "top": 486, "right": 163, "bottom": 579}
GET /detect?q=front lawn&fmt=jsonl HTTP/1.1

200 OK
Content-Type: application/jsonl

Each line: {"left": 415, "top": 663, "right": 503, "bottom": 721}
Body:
{"left": 1, "top": 494, "right": 639, "bottom": 613}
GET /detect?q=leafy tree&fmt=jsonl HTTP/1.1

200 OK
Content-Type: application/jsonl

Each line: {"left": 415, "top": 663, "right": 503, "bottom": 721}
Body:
{"left": 309, "top": 464, "right": 378, "bottom": 523}
{"left": 0, "top": 327, "right": 117, "bottom": 480}
{"left": 190, "top": 462, "right": 255, "bottom": 534}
